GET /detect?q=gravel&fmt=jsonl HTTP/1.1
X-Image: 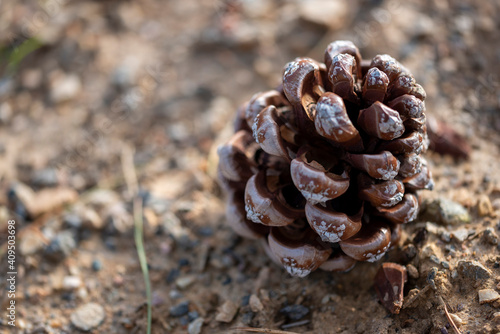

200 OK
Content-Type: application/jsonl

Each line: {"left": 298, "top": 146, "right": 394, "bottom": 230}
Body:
{"left": 70, "top": 303, "right": 105, "bottom": 331}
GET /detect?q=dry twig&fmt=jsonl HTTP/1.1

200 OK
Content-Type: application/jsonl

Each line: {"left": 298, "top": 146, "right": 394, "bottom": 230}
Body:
{"left": 232, "top": 328, "right": 299, "bottom": 334}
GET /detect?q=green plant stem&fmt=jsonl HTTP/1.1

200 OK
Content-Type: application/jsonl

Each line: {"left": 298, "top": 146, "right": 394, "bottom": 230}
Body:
{"left": 134, "top": 197, "right": 152, "bottom": 334}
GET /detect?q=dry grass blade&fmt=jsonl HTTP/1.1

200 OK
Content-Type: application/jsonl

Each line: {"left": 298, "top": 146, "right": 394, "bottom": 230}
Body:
{"left": 122, "top": 145, "right": 152, "bottom": 334}
{"left": 232, "top": 327, "right": 299, "bottom": 334}
{"left": 438, "top": 295, "right": 462, "bottom": 334}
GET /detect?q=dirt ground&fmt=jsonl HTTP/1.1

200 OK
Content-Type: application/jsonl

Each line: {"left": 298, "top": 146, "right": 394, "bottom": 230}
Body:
{"left": 1, "top": 0, "right": 500, "bottom": 333}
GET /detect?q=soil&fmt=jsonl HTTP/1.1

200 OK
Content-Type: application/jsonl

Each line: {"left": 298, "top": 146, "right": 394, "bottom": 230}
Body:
{"left": 0, "top": 0, "right": 500, "bottom": 333}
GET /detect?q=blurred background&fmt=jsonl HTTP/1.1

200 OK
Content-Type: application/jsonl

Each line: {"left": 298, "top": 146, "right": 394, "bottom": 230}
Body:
{"left": 0, "top": 0, "right": 499, "bottom": 333}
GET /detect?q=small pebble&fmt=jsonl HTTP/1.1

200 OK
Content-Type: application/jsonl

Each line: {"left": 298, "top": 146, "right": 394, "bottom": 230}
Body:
{"left": 92, "top": 260, "right": 102, "bottom": 272}
{"left": 178, "top": 258, "right": 190, "bottom": 267}
{"left": 215, "top": 300, "right": 238, "bottom": 323}
{"left": 477, "top": 195, "right": 493, "bottom": 217}
{"left": 430, "top": 254, "right": 441, "bottom": 264}
{"left": 451, "top": 228, "right": 470, "bottom": 242}
{"left": 241, "top": 311, "right": 254, "bottom": 325}
{"left": 241, "top": 295, "right": 250, "bottom": 307}
{"left": 176, "top": 275, "right": 196, "bottom": 290}
{"left": 31, "top": 168, "right": 59, "bottom": 188}
{"left": 280, "top": 304, "right": 310, "bottom": 321}
{"left": 170, "top": 301, "right": 190, "bottom": 317}
{"left": 63, "top": 276, "right": 82, "bottom": 290}
{"left": 169, "top": 289, "right": 183, "bottom": 300}
{"left": 492, "top": 312, "right": 500, "bottom": 323}
{"left": 478, "top": 289, "right": 500, "bottom": 304}
{"left": 449, "top": 313, "right": 464, "bottom": 327}
{"left": 406, "top": 264, "right": 419, "bottom": 279}
{"left": 188, "top": 317, "right": 204, "bottom": 334}
{"left": 482, "top": 228, "right": 499, "bottom": 245}
{"left": 188, "top": 311, "right": 199, "bottom": 321}
{"left": 70, "top": 303, "right": 105, "bottom": 331}
{"left": 64, "top": 213, "right": 83, "bottom": 230}
{"left": 44, "top": 231, "right": 77, "bottom": 262}
{"left": 402, "top": 244, "right": 417, "bottom": 260}
{"left": 249, "top": 294, "right": 264, "bottom": 313}
{"left": 50, "top": 73, "right": 82, "bottom": 103}
{"left": 166, "top": 269, "right": 180, "bottom": 284}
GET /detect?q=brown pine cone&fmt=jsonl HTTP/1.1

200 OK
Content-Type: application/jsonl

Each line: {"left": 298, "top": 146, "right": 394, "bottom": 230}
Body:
{"left": 218, "top": 40, "right": 433, "bottom": 277}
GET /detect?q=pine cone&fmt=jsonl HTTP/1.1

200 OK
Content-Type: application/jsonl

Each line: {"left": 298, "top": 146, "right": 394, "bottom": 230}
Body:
{"left": 218, "top": 40, "right": 433, "bottom": 277}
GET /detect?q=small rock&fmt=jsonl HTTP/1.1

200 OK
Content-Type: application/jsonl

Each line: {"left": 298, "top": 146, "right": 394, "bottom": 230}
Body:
{"left": 44, "top": 231, "right": 77, "bottom": 262}
{"left": 249, "top": 294, "right": 264, "bottom": 313}
{"left": 63, "top": 276, "right": 82, "bottom": 290}
{"left": 493, "top": 312, "right": 500, "bottom": 323}
{"left": 50, "top": 73, "right": 82, "bottom": 103}
{"left": 422, "top": 198, "right": 470, "bottom": 225}
{"left": 19, "top": 231, "right": 46, "bottom": 256}
{"left": 21, "top": 69, "right": 43, "bottom": 89}
{"left": 299, "top": 0, "right": 348, "bottom": 29}
{"left": 170, "top": 301, "right": 190, "bottom": 317}
{"left": 321, "top": 295, "right": 331, "bottom": 304}
{"left": 70, "top": 303, "right": 105, "bottom": 331}
{"left": 0, "top": 102, "right": 12, "bottom": 124}
{"left": 402, "top": 244, "right": 417, "bottom": 260}
{"left": 105, "top": 203, "right": 133, "bottom": 234}
{"left": 477, "top": 195, "right": 494, "bottom": 217}
{"left": 457, "top": 260, "right": 491, "bottom": 280}
{"left": 175, "top": 275, "right": 196, "bottom": 290}
{"left": 215, "top": 300, "right": 238, "bottom": 323}
{"left": 64, "top": 213, "right": 83, "bottom": 229}
{"left": 449, "top": 313, "right": 464, "bottom": 327}
{"left": 451, "top": 228, "right": 470, "bottom": 242}
{"left": 78, "top": 207, "right": 104, "bottom": 230}
{"left": 241, "top": 311, "right": 254, "bottom": 325}
{"left": 280, "top": 304, "right": 310, "bottom": 321}
{"left": 406, "top": 264, "right": 419, "bottom": 279}
{"left": 188, "top": 317, "right": 204, "bottom": 334}
{"left": 77, "top": 287, "right": 88, "bottom": 300}
{"left": 92, "top": 260, "right": 102, "bottom": 272}
{"left": 9, "top": 183, "right": 78, "bottom": 218}
{"left": 31, "top": 168, "right": 59, "bottom": 188}
{"left": 169, "top": 289, "right": 183, "bottom": 300}
{"left": 482, "top": 228, "right": 499, "bottom": 245}
{"left": 478, "top": 289, "right": 500, "bottom": 304}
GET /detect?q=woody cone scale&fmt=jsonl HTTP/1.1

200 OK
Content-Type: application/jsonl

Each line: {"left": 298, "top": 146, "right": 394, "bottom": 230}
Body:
{"left": 218, "top": 41, "right": 433, "bottom": 277}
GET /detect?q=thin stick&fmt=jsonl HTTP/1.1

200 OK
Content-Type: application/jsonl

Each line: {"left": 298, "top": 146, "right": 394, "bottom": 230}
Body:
{"left": 231, "top": 327, "right": 299, "bottom": 334}
{"left": 437, "top": 295, "right": 461, "bottom": 334}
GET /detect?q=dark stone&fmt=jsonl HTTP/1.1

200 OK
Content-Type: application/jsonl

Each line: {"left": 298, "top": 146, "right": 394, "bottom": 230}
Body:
{"left": 187, "top": 311, "right": 199, "bottom": 321}
{"left": 241, "top": 295, "right": 250, "bottom": 307}
{"left": 221, "top": 274, "right": 232, "bottom": 286}
{"left": 166, "top": 269, "right": 180, "bottom": 284}
{"left": 196, "top": 226, "right": 214, "bottom": 237}
{"left": 170, "top": 301, "right": 190, "bottom": 317}
{"left": 44, "top": 231, "right": 77, "bottom": 262}
{"left": 64, "top": 213, "right": 83, "bottom": 230}
{"left": 279, "top": 304, "right": 310, "bottom": 321}
{"left": 178, "top": 258, "right": 190, "bottom": 267}
{"left": 457, "top": 260, "right": 491, "bottom": 280}
{"left": 413, "top": 228, "right": 428, "bottom": 245}
{"left": 31, "top": 168, "right": 58, "bottom": 187}
{"left": 241, "top": 312, "right": 254, "bottom": 325}
{"left": 92, "top": 260, "right": 102, "bottom": 272}
{"left": 104, "top": 238, "right": 117, "bottom": 251}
